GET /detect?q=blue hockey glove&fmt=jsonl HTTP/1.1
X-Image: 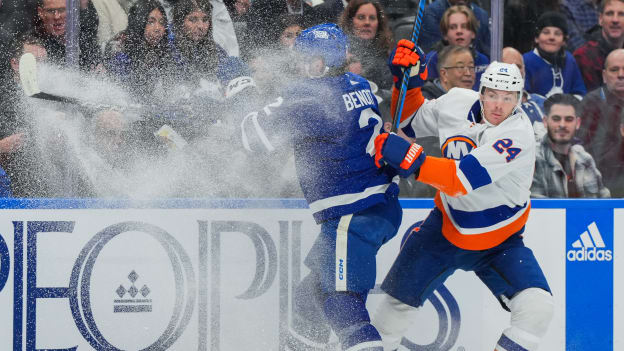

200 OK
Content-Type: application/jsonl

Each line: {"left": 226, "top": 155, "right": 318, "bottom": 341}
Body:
{"left": 388, "top": 39, "right": 428, "bottom": 90}
{"left": 374, "top": 132, "right": 426, "bottom": 178}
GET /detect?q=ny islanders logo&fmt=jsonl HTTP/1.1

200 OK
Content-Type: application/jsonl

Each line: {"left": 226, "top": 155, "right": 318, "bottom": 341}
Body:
{"left": 441, "top": 136, "right": 476, "bottom": 160}
{"left": 567, "top": 221, "right": 613, "bottom": 262}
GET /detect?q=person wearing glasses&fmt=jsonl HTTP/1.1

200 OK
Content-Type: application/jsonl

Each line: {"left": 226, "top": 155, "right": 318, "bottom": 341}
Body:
{"left": 422, "top": 45, "right": 475, "bottom": 99}
{"left": 32, "top": 0, "right": 101, "bottom": 69}
{"left": 371, "top": 40, "right": 554, "bottom": 350}
{"left": 424, "top": 4, "right": 489, "bottom": 91}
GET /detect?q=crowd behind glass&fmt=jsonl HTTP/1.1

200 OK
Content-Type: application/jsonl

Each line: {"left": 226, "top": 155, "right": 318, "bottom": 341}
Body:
{"left": 0, "top": 0, "right": 622, "bottom": 199}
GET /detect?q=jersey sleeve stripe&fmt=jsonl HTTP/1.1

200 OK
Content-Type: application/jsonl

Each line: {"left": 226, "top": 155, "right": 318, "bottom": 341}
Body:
{"left": 434, "top": 194, "right": 531, "bottom": 250}
{"left": 447, "top": 201, "right": 528, "bottom": 229}
{"left": 457, "top": 154, "right": 492, "bottom": 191}
{"left": 241, "top": 112, "right": 275, "bottom": 152}
{"left": 416, "top": 156, "right": 468, "bottom": 196}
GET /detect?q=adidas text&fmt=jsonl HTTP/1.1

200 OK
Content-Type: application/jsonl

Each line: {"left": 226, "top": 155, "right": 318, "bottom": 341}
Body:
{"left": 567, "top": 247, "right": 612, "bottom": 262}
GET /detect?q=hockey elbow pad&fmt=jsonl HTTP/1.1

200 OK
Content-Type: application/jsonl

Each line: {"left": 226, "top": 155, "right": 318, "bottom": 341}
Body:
{"left": 374, "top": 133, "right": 426, "bottom": 178}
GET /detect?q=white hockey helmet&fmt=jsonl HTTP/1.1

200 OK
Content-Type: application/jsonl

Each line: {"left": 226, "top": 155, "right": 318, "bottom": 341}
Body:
{"left": 478, "top": 62, "right": 524, "bottom": 126}
{"left": 479, "top": 61, "right": 523, "bottom": 93}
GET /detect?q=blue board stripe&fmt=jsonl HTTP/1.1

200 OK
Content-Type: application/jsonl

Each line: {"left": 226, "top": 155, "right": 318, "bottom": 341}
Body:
{"left": 566, "top": 208, "right": 613, "bottom": 351}
{"left": 0, "top": 198, "right": 623, "bottom": 210}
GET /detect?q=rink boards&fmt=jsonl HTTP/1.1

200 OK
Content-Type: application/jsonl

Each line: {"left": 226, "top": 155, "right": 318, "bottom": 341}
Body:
{"left": 0, "top": 198, "right": 622, "bottom": 351}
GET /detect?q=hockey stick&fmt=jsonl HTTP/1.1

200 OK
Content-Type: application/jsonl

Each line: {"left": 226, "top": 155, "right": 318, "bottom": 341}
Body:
{"left": 19, "top": 53, "right": 82, "bottom": 105}
{"left": 390, "top": 0, "right": 426, "bottom": 133}
{"left": 19, "top": 53, "right": 143, "bottom": 111}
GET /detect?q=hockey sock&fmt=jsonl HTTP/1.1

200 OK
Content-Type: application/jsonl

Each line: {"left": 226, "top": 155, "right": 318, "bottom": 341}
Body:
{"left": 496, "top": 288, "right": 554, "bottom": 351}
{"left": 323, "top": 292, "right": 384, "bottom": 351}
{"left": 371, "top": 294, "right": 420, "bottom": 351}
{"left": 287, "top": 273, "right": 331, "bottom": 350}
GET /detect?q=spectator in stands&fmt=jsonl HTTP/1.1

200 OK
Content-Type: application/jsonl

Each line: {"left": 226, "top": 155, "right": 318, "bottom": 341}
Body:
{"left": 531, "top": 93, "right": 610, "bottom": 198}
{"left": 277, "top": 15, "right": 302, "bottom": 49}
{"left": 106, "top": 0, "right": 175, "bottom": 101}
{"left": 524, "top": 11, "right": 587, "bottom": 98}
{"left": 244, "top": 0, "right": 343, "bottom": 51}
{"left": 33, "top": 0, "right": 101, "bottom": 69}
{"left": 0, "top": 26, "right": 11, "bottom": 81}
{"left": 90, "top": 108, "right": 130, "bottom": 165}
{"left": 561, "top": 0, "right": 600, "bottom": 52}
{"left": 224, "top": 0, "right": 250, "bottom": 55}
{"left": 579, "top": 49, "right": 624, "bottom": 173}
{"left": 224, "top": 0, "right": 250, "bottom": 20}
{"left": 418, "top": 0, "right": 490, "bottom": 57}
{"left": 504, "top": 0, "right": 560, "bottom": 54}
{"left": 422, "top": 45, "right": 475, "bottom": 99}
{"left": 574, "top": 0, "right": 624, "bottom": 92}
{"left": 155, "top": 0, "right": 240, "bottom": 58}
{"left": 171, "top": 0, "right": 227, "bottom": 82}
{"left": 600, "top": 114, "right": 624, "bottom": 196}
{"left": 59, "top": 108, "right": 135, "bottom": 198}
{"left": 241, "top": 15, "right": 301, "bottom": 99}
{"left": 0, "top": 0, "right": 37, "bottom": 40}
{"left": 0, "top": 33, "right": 52, "bottom": 197}
{"left": 424, "top": 5, "right": 488, "bottom": 91}
{"left": 502, "top": 46, "right": 547, "bottom": 137}
{"left": 339, "top": 0, "right": 393, "bottom": 90}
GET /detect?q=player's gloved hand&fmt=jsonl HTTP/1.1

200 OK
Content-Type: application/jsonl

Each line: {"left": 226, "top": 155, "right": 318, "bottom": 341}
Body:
{"left": 374, "top": 132, "right": 426, "bottom": 178}
{"left": 388, "top": 39, "right": 428, "bottom": 90}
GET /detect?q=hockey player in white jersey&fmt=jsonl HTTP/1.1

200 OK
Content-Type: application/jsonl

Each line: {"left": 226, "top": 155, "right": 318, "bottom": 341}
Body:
{"left": 371, "top": 40, "right": 554, "bottom": 351}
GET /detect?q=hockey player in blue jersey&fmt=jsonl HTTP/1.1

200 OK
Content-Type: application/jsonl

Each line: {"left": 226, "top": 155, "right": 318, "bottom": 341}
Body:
{"left": 239, "top": 24, "right": 428, "bottom": 350}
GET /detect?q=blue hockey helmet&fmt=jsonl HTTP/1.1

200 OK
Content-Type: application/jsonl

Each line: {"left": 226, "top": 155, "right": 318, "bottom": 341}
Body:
{"left": 293, "top": 23, "right": 348, "bottom": 68}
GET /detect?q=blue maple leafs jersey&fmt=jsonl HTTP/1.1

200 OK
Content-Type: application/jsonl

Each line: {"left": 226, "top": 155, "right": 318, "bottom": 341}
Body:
{"left": 241, "top": 72, "right": 399, "bottom": 223}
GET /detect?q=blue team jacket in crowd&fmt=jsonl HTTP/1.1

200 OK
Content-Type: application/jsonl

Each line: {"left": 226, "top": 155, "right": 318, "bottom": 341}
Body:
{"left": 523, "top": 48, "right": 587, "bottom": 97}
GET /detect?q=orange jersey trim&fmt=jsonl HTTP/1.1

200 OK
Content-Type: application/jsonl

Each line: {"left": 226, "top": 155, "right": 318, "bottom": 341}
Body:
{"left": 390, "top": 86, "right": 425, "bottom": 123}
{"left": 417, "top": 156, "right": 467, "bottom": 197}
{"left": 434, "top": 193, "right": 531, "bottom": 251}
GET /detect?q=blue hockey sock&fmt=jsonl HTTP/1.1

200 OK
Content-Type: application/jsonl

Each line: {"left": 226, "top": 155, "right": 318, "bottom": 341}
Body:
{"left": 287, "top": 273, "right": 331, "bottom": 350}
{"left": 323, "top": 292, "right": 383, "bottom": 351}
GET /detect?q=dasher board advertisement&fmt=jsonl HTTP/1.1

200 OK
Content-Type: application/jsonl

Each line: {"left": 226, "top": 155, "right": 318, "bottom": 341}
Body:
{"left": 0, "top": 198, "right": 622, "bottom": 350}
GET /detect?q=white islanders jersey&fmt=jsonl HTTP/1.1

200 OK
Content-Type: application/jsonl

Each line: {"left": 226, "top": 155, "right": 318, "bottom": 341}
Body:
{"left": 402, "top": 88, "right": 536, "bottom": 250}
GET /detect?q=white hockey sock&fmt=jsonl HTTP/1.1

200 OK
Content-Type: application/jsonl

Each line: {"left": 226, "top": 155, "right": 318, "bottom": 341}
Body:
{"left": 496, "top": 288, "right": 554, "bottom": 351}
{"left": 371, "top": 294, "right": 420, "bottom": 351}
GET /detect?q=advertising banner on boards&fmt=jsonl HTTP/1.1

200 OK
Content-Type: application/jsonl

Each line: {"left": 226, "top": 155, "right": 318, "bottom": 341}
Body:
{"left": 0, "top": 198, "right": 621, "bottom": 350}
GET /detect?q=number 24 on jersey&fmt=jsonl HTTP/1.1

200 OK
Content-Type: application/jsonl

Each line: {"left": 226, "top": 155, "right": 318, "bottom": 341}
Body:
{"left": 492, "top": 138, "right": 521, "bottom": 162}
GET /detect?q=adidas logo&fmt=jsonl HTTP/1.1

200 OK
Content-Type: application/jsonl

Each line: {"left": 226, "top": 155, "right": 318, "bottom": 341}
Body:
{"left": 567, "top": 222, "right": 613, "bottom": 262}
